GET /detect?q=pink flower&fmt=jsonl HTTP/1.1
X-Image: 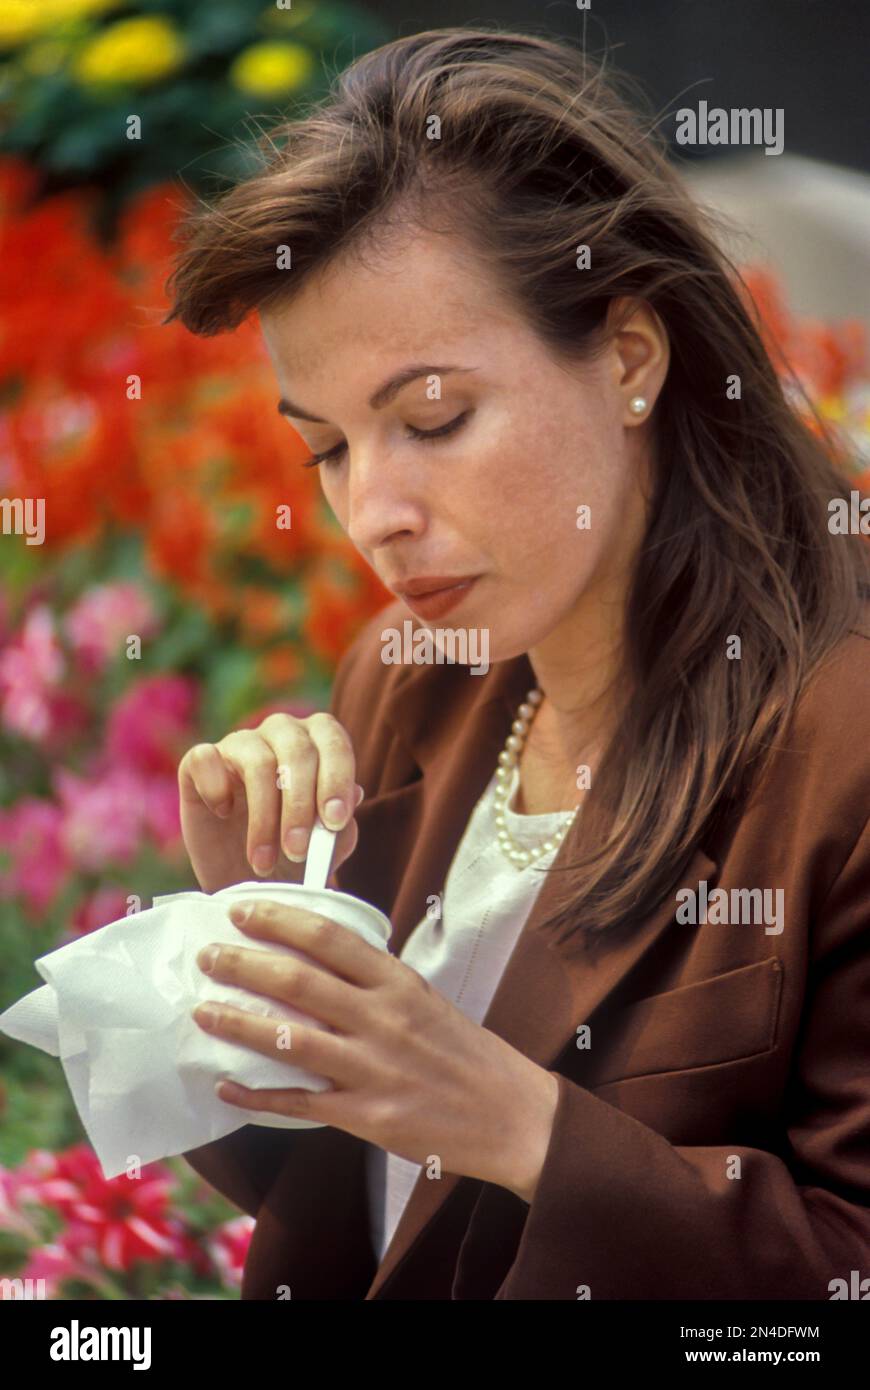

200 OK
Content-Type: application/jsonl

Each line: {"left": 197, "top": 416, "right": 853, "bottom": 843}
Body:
{"left": 0, "top": 604, "right": 65, "bottom": 739}
{"left": 55, "top": 766, "right": 147, "bottom": 871}
{"left": 140, "top": 775, "right": 182, "bottom": 851}
{"left": 1, "top": 1150, "right": 70, "bottom": 1240}
{"left": 20, "top": 1242, "right": 101, "bottom": 1299}
{"left": 70, "top": 885, "right": 132, "bottom": 937}
{"left": 0, "top": 797, "right": 69, "bottom": 914}
{"left": 0, "top": 1163, "right": 42, "bottom": 1241}
{"left": 5, "top": 1148, "right": 57, "bottom": 1195}
{"left": 26, "top": 1144, "right": 187, "bottom": 1273}
{"left": 1, "top": 1153, "right": 113, "bottom": 1296}
{"left": 54, "top": 757, "right": 188, "bottom": 875}
{"left": 208, "top": 1215, "right": 255, "bottom": 1288}
{"left": 40, "top": 689, "right": 91, "bottom": 747}
{"left": 104, "top": 674, "right": 198, "bottom": 777}
{"left": 64, "top": 583, "right": 159, "bottom": 675}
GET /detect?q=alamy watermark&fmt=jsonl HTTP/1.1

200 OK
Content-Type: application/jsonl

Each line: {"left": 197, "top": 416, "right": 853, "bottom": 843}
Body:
{"left": 828, "top": 1270, "right": 870, "bottom": 1299}
{"left": 828, "top": 490, "right": 870, "bottom": 534}
{"left": 49, "top": 1321, "right": 151, "bottom": 1369}
{"left": 675, "top": 101, "right": 784, "bottom": 156}
{"left": 676, "top": 879, "right": 784, "bottom": 934}
{"left": 0, "top": 497, "right": 45, "bottom": 545}
{"left": 1, "top": 1276, "right": 46, "bottom": 1299}
{"left": 381, "top": 620, "right": 490, "bottom": 675}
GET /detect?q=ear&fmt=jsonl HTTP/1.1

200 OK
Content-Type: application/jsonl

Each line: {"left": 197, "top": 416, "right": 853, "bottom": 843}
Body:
{"left": 606, "top": 297, "right": 670, "bottom": 422}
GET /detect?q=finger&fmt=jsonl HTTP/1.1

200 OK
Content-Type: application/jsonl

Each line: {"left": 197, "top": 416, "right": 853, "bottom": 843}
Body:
{"left": 329, "top": 784, "right": 364, "bottom": 873}
{"left": 300, "top": 713, "right": 358, "bottom": 832}
{"left": 256, "top": 716, "right": 320, "bottom": 862}
{"left": 179, "top": 743, "right": 236, "bottom": 818}
{"left": 215, "top": 1079, "right": 341, "bottom": 1127}
{"left": 196, "top": 941, "right": 366, "bottom": 1033}
{"left": 192, "top": 1000, "right": 358, "bottom": 1086}
{"left": 230, "top": 900, "right": 390, "bottom": 988}
{"left": 329, "top": 814, "right": 359, "bottom": 877}
{"left": 215, "top": 731, "right": 282, "bottom": 876}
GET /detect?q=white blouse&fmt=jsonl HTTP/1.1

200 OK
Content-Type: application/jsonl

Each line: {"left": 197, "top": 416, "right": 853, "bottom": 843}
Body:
{"left": 365, "top": 758, "right": 578, "bottom": 1264}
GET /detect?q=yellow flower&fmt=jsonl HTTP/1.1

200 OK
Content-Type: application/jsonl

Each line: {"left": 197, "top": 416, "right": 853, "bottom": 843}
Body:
{"left": 72, "top": 15, "right": 183, "bottom": 88}
{"left": 230, "top": 41, "right": 313, "bottom": 97}
{"left": 0, "top": 0, "right": 48, "bottom": 45}
{"left": 0, "top": 0, "right": 124, "bottom": 46}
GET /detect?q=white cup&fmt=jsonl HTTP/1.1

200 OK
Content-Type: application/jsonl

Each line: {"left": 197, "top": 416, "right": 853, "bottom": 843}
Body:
{"left": 204, "top": 882, "right": 392, "bottom": 1129}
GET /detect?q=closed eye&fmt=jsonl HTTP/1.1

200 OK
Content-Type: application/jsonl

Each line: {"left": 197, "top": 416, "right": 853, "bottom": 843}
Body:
{"left": 301, "top": 410, "right": 473, "bottom": 470}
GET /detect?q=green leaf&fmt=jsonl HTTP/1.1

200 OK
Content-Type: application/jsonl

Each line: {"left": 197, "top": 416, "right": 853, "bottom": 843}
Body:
{"left": 145, "top": 602, "right": 214, "bottom": 671}
{"left": 48, "top": 105, "right": 129, "bottom": 172}
{"left": 0, "top": 1071, "right": 83, "bottom": 1165}
{"left": 201, "top": 645, "right": 262, "bottom": 732}
{"left": 185, "top": 2, "right": 259, "bottom": 59}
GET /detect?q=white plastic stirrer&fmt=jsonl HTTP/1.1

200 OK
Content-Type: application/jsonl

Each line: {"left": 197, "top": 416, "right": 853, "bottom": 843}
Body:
{"left": 302, "top": 815, "right": 338, "bottom": 891}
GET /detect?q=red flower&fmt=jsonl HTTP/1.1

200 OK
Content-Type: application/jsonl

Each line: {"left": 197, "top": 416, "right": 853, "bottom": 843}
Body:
{"left": 0, "top": 796, "right": 70, "bottom": 915}
{"left": 208, "top": 1216, "right": 255, "bottom": 1289}
{"left": 303, "top": 560, "right": 392, "bottom": 668}
{"left": 29, "top": 1144, "right": 188, "bottom": 1273}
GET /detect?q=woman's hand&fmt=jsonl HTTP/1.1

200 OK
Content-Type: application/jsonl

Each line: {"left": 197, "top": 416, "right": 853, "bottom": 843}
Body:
{"left": 191, "top": 899, "right": 561, "bottom": 1202}
{"left": 177, "top": 713, "right": 365, "bottom": 893}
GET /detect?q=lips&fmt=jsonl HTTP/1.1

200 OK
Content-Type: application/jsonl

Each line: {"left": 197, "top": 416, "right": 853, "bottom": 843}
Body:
{"left": 397, "top": 576, "right": 480, "bottom": 619}
{"left": 394, "top": 574, "right": 480, "bottom": 597}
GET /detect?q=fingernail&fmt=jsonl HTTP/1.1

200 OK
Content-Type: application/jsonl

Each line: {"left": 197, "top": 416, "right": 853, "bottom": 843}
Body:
{"left": 229, "top": 902, "right": 253, "bottom": 925}
{"left": 193, "top": 1004, "right": 219, "bottom": 1030}
{"left": 354, "top": 784, "right": 365, "bottom": 806}
{"left": 285, "top": 828, "right": 309, "bottom": 860}
{"left": 252, "top": 845, "right": 274, "bottom": 875}
{"left": 323, "top": 798, "right": 346, "bottom": 829}
{"left": 214, "top": 800, "right": 233, "bottom": 819}
{"left": 197, "top": 945, "right": 220, "bottom": 973}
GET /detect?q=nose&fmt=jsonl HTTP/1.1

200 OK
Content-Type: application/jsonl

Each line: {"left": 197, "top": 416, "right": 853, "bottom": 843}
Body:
{"left": 343, "top": 445, "right": 426, "bottom": 555}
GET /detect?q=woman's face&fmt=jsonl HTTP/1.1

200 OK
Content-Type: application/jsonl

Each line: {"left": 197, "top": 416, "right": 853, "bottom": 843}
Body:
{"left": 260, "top": 229, "right": 666, "bottom": 665}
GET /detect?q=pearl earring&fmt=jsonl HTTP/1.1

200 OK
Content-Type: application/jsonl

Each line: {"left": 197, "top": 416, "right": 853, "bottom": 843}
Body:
{"left": 629, "top": 396, "right": 647, "bottom": 416}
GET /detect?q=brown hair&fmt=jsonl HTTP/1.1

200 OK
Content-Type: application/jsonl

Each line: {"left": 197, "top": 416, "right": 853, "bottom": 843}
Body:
{"left": 166, "top": 27, "right": 870, "bottom": 946}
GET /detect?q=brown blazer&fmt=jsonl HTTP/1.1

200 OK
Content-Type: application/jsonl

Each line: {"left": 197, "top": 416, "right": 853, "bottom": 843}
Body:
{"left": 183, "top": 598, "right": 870, "bottom": 1299}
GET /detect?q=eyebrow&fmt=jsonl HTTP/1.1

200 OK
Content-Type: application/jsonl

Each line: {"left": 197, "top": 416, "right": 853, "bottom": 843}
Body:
{"left": 276, "top": 363, "right": 478, "bottom": 423}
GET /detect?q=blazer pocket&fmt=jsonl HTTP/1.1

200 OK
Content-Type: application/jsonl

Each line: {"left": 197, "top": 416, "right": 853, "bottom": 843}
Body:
{"left": 580, "top": 957, "right": 784, "bottom": 1087}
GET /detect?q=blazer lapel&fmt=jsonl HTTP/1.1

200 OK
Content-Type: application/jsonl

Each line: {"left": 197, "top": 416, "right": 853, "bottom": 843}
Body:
{"left": 338, "top": 649, "right": 538, "bottom": 957}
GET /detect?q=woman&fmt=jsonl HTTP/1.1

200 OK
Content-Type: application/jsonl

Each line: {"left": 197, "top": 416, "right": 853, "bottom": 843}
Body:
{"left": 166, "top": 29, "right": 870, "bottom": 1299}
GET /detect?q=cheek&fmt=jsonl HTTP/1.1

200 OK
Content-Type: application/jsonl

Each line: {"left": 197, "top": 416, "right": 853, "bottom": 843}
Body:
{"left": 548, "top": 400, "right": 630, "bottom": 531}
{"left": 484, "top": 410, "right": 621, "bottom": 547}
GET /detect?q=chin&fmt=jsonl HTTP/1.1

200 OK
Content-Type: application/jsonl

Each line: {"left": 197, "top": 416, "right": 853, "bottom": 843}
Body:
{"left": 472, "top": 629, "right": 532, "bottom": 666}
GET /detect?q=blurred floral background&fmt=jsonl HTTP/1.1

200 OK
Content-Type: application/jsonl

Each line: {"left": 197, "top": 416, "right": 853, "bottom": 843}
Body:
{"left": 0, "top": 0, "right": 868, "bottom": 1300}
{"left": 0, "top": 0, "right": 391, "bottom": 1301}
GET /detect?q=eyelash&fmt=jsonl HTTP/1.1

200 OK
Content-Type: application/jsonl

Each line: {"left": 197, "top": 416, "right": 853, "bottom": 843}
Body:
{"left": 301, "top": 410, "right": 472, "bottom": 470}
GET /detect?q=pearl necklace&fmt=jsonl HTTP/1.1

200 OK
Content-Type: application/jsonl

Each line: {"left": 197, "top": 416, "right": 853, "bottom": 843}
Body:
{"left": 493, "top": 686, "right": 580, "bottom": 868}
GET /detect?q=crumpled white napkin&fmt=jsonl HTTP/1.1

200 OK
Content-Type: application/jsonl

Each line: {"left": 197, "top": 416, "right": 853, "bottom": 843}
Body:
{"left": 0, "top": 881, "right": 391, "bottom": 1179}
